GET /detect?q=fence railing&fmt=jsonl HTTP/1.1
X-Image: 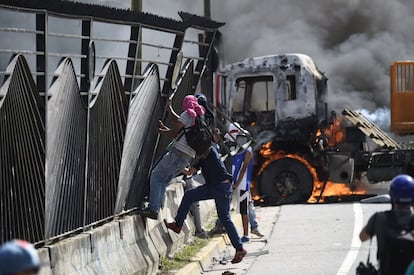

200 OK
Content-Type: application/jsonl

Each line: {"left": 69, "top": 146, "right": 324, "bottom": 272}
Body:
{"left": 0, "top": 0, "right": 223, "bottom": 245}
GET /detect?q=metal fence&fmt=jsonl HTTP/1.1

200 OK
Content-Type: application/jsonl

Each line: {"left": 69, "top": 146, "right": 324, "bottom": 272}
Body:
{"left": 0, "top": 0, "right": 223, "bottom": 245}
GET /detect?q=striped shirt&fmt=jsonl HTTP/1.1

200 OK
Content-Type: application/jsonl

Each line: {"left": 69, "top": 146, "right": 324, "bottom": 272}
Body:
{"left": 174, "top": 111, "right": 196, "bottom": 159}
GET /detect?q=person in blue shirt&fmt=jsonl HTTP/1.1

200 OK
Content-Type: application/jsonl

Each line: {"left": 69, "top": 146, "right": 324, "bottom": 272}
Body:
{"left": 164, "top": 145, "right": 247, "bottom": 264}
{"left": 226, "top": 122, "right": 263, "bottom": 243}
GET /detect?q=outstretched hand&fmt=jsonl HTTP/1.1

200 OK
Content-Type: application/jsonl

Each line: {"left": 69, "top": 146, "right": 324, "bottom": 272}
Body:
{"left": 158, "top": 120, "right": 169, "bottom": 132}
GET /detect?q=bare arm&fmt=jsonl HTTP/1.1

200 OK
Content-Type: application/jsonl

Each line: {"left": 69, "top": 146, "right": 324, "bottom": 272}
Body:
{"left": 166, "top": 100, "right": 180, "bottom": 122}
{"left": 158, "top": 119, "right": 185, "bottom": 139}
{"left": 233, "top": 150, "right": 253, "bottom": 189}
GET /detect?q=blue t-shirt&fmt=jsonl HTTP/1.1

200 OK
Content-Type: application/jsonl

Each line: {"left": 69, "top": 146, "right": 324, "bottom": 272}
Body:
{"left": 232, "top": 147, "right": 254, "bottom": 191}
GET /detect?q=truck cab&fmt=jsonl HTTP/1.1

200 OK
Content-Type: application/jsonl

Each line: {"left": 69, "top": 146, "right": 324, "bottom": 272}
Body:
{"left": 213, "top": 53, "right": 414, "bottom": 205}
{"left": 217, "top": 54, "right": 328, "bottom": 142}
{"left": 214, "top": 54, "right": 332, "bottom": 204}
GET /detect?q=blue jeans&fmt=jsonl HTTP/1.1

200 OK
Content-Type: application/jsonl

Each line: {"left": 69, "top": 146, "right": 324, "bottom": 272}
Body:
{"left": 148, "top": 150, "right": 190, "bottom": 211}
{"left": 175, "top": 182, "right": 243, "bottom": 251}
{"left": 249, "top": 200, "right": 258, "bottom": 230}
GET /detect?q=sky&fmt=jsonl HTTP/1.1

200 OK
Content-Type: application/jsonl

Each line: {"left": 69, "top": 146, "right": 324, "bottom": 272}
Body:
{"left": 34, "top": 0, "right": 414, "bottom": 128}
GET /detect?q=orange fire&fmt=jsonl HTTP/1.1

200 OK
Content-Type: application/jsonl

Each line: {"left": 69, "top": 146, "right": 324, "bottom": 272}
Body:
{"left": 307, "top": 180, "right": 367, "bottom": 203}
{"left": 257, "top": 137, "right": 367, "bottom": 203}
{"left": 317, "top": 117, "right": 345, "bottom": 148}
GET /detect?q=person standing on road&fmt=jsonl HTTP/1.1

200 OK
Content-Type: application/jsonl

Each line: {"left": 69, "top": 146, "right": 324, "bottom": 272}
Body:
{"left": 164, "top": 145, "right": 247, "bottom": 264}
{"left": 138, "top": 95, "right": 205, "bottom": 220}
{"left": 227, "top": 122, "right": 257, "bottom": 243}
{"left": 359, "top": 174, "right": 414, "bottom": 275}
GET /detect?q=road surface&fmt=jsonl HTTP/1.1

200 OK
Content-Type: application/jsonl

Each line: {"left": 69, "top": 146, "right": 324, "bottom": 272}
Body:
{"left": 199, "top": 183, "right": 390, "bottom": 275}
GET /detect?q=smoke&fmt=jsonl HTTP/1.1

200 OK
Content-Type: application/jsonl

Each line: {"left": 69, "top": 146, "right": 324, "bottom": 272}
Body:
{"left": 90, "top": 0, "right": 414, "bottom": 129}
{"left": 209, "top": 0, "right": 414, "bottom": 116}
{"left": 357, "top": 107, "right": 390, "bottom": 131}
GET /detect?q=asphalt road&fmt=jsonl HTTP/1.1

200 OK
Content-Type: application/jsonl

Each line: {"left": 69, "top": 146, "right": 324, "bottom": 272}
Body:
{"left": 199, "top": 182, "right": 391, "bottom": 275}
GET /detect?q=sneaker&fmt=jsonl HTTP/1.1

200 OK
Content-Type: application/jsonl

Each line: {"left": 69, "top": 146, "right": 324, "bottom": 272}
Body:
{"left": 251, "top": 228, "right": 264, "bottom": 238}
{"left": 164, "top": 219, "right": 182, "bottom": 234}
{"left": 195, "top": 229, "right": 208, "bottom": 239}
{"left": 137, "top": 207, "right": 158, "bottom": 220}
{"left": 241, "top": 236, "right": 250, "bottom": 243}
{"left": 231, "top": 248, "right": 247, "bottom": 264}
{"left": 208, "top": 224, "right": 226, "bottom": 236}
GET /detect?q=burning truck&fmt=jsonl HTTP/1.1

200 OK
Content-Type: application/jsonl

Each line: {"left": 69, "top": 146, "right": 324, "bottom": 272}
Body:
{"left": 212, "top": 53, "right": 414, "bottom": 205}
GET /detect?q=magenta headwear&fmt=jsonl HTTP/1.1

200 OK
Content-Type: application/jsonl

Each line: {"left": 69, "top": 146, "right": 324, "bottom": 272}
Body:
{"left": 182, "top": 95, "right": 205, "bottom": 125}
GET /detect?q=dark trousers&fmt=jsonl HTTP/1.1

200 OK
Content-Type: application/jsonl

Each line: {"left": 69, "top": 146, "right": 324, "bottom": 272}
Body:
{"left": 175, "top": 182, "right": 242, "bottom": 251}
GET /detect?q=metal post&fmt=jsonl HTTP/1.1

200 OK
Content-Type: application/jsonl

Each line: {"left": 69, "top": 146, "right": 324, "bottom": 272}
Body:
{"left": 204, "top": 0, "right": 211, "bottom": 19}
{"left": 131, "top": 0, "right": 142, "bottom": 90}
{"left": 80, "top": 19, "right": 91, "bottom": 92}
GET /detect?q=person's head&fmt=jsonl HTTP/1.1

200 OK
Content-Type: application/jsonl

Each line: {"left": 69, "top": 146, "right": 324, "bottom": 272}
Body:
{"left": 389, "top": 174, "right": 414, "bottom": 206}
{"left": 195, "top": 93, "right": 214, "bottom": 122}
{"left": 0, "top": 240, "right": 40, "bottom": 275}
{"left": 182, "top": 95, "right": 205, "bottom": 120}
{"left": 195, "top": 93, "right": 207, "bottom": 107}
{"left": 225, "top": 122, "right": 250, "bottom": 146}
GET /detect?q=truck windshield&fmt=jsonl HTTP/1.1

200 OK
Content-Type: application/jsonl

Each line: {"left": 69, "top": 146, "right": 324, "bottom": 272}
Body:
{"left": 233, "top": 76, "right": 274, "bottom": 112}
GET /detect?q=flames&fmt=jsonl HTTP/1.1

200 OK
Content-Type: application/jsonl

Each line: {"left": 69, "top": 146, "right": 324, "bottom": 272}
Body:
{"left": 256, "top": 117, "right": 367, "bottom": 203}
{"left": 307, "top": 180, "right": 367, "bottom": 203}
{"left": 316, "top": 116, "right": 345, "bottom": 148}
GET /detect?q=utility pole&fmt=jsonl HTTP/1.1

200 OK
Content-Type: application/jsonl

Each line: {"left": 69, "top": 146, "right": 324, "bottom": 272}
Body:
{"left": 204, "top": 0, "right": 211, "bottom": 19}
{"left": 199, "top": 0, "right": 211, "bottom": 93}
{"left": 131, "top": 0, "right": 142, "bottom": 12}
{"left": 200, "top": 0, "right": 212, "bottom": 97}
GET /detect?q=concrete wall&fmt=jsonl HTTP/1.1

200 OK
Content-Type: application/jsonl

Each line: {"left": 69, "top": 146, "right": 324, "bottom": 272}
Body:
{"left": 37, "top": 178, "right": 216, "bottom": 275}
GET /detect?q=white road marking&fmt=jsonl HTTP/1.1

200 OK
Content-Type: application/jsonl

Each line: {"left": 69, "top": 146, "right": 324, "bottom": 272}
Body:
{"left": 336, "top": 202, "right": 363, "bottom": 275}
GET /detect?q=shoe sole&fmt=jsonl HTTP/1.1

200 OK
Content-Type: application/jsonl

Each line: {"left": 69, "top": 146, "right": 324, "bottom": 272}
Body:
{"left": 137, "top": 210, "right": 158, "bottom": 220}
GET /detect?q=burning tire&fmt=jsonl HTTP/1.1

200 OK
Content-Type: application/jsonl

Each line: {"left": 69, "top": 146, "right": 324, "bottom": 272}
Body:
{"left": 259, "top": 157, "right": 314, "bottom": 205}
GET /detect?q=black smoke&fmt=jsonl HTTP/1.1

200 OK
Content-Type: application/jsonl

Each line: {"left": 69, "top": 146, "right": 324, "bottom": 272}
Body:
{"left": 88, "top": 0, "right": 414, "bottom": 130}
{"left": 210, "top": 0, "right": 414, "bottom": 124}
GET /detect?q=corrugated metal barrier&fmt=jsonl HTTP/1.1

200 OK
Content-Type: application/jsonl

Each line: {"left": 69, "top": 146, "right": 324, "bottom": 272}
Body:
{"left": 0, "top": 1, "right": 223, "bottom": 244}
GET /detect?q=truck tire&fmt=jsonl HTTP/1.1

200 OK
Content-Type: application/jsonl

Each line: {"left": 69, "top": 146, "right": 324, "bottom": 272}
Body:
{"left": 259, "top": 157, "right": 314, "bottom": 205}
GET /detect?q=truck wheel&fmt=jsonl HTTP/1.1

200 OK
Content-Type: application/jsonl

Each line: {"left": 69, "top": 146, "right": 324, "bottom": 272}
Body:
{"left": 259, "top": 157, "right": 314, "bottom": 205}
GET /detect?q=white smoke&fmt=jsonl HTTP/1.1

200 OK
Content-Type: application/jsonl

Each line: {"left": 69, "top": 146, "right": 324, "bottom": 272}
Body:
{"left": 357, "top": 107, "right": 390, "bottom": 131}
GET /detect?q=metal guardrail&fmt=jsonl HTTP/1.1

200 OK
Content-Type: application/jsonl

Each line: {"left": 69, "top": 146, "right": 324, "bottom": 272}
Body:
{"left": 0, "top": 1, "right": 224, "bottom": 245}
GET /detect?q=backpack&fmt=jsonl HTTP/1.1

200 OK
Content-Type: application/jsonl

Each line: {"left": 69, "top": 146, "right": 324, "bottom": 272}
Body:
{"left": 181, "top": 115, "right": 212, "bottom": 157}
{"left": 380, "top": 211, "right": 414, "bottom": 275}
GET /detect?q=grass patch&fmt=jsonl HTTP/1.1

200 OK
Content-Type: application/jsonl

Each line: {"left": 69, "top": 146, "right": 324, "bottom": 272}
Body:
{"left": 159, "top": 237, "right": 209, "bottom": 273}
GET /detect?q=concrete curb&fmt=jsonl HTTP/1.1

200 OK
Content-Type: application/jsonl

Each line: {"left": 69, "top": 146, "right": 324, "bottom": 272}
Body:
{"left": 177, "top": 236, "right": 227, "bottom": 275}
{"left": 174, "top": 211, "right": 243, "bottom": 275}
